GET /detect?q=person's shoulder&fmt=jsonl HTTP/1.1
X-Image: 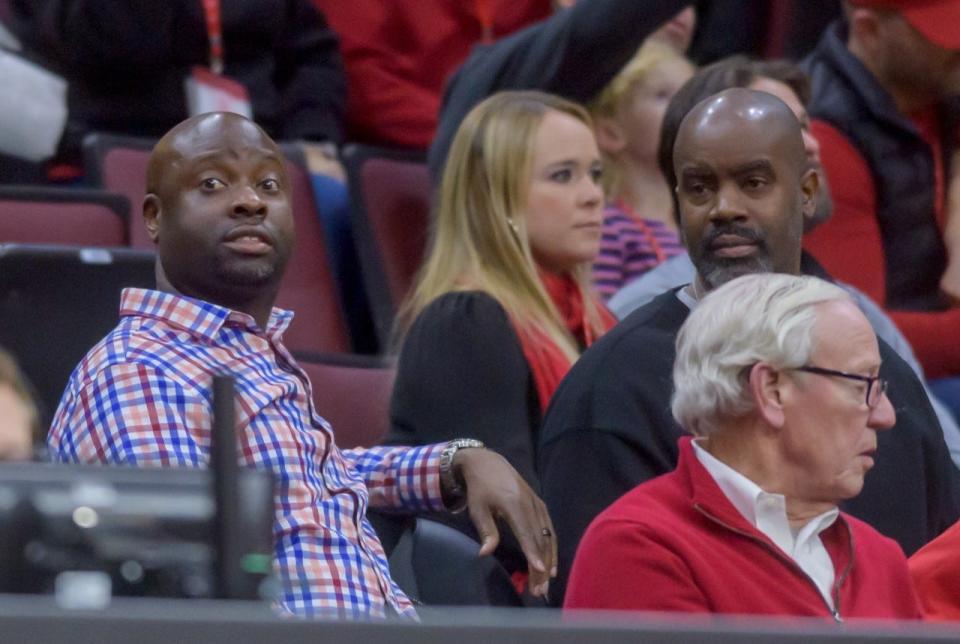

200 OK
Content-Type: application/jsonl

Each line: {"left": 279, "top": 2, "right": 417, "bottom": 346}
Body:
{"left": 587, "top": 470, "right": 685, "bottom": 532}
{"left": 578, "top": 290, "right": 687, "bottom": 365}
{"left": 415, "top": 290, "right": 510, "bottom": 326}
{"left": 66, "top": 314, "right": 197, "bottom": 396}
{"left": 841, "top": 512, "right": 907, "bottom": 558}
{"left": 404, "top": 290, "right": 521, "bottom": 354}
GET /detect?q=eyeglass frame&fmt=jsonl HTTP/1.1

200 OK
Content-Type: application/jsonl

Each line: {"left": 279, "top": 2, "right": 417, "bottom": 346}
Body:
{"left": 792, "top": 365, "right": 888, "bottom": 409}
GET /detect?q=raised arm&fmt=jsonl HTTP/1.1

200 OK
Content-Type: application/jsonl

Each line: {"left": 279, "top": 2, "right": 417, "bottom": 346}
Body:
{"left": 429, "top": 0, "right": 696, "bottom": 178}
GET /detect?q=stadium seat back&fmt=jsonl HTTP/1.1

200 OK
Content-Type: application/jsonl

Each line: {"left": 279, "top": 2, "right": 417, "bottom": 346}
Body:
{"left": 294, "top": 352, "right": 395, "bottom": 449}
{"left": 0, "top": 186, "right": 127, "bottom": 246}
{"left": 343, "top": 145, "right": 430, "bottom": 349}
{"left": 0, "top": 244, "right": 156, "bottom": 427}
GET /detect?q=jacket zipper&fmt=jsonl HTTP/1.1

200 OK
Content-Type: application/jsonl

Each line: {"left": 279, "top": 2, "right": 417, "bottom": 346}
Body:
{"left": 693, "top": 503, "right": 849, "bottom": 623}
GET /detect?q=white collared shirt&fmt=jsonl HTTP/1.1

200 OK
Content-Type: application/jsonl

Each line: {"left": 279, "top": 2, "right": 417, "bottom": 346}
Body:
{"left": 692, "top": 440, "right": 840, "bottom": 608}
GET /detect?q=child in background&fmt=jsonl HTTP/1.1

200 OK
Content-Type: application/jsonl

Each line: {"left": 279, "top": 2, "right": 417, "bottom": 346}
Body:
{"left": 590, "top": 42, "right": 694, "bottom": 299}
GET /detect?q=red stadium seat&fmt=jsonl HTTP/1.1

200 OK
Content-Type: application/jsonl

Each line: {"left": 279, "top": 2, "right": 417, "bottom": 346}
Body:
{"left": 0, "top": 186, "right": 127, "bottom": 246}
{"left": 343, "top": 145, "right": 431, "bottom": 349}
{"left": 83, "top": 134, "right": 154, "bottom": 249}
{"left": 84, "top": 134, "right": 351, "bottom": 354}
{"left": 295, "top": 352, "right": 396, "bottom": 449}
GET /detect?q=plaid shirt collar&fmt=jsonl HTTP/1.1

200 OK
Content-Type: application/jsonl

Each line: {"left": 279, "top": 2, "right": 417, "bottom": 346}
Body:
{"left": 118, "top": 288, "right": 294, "bottom": 342}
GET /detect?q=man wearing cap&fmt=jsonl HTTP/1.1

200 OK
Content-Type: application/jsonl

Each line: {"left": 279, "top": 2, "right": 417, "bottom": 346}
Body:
{"left": 802, "top": 1, "right": 960, "bottom": 390}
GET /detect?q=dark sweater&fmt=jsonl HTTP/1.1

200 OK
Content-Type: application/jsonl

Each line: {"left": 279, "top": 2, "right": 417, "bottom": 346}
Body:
{"left": 12, "top": 0, "right": 345, "bottom": 163}
{"left": 428, "top": 0, "right": 693, "bottom": 181}
{"left": 385, "top": 291, "right": 540, "bottom": 574}
{"left": 540, "top": 288, "right": 960, "bottom": 606}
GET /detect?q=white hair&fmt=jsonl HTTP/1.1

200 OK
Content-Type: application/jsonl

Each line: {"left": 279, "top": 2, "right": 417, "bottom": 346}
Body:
{"left": 671, "top": 274, "right": 851, "bottom": 436}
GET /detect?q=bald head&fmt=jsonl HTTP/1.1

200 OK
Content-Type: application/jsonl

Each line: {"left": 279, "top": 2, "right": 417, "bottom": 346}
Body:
{"left": 674, "top": 88, "right": 807, "bottom": 177}
{"left": 672, "top": 88, "right": 818, "bottom": 293}
{"left": 142, "top": 111, "right": 294, "bottom": 328}
{"left": 146, "top": 112, "right": 282, "bottom": 199}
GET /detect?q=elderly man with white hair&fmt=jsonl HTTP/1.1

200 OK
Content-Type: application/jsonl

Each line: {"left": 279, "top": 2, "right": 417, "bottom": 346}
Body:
{"left": 564, "top": 273, "right": 921, "bottom": 620}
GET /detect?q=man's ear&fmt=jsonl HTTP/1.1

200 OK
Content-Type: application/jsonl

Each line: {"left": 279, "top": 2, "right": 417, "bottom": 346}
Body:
{"left": 799, "top": 167, "right": 820, "bottom": 222}
{"left": 594, "top": 116, "right": 627, "bottom": 155}
{"left": 749, "top": 362, "right": 786, "bottom": 429}
{"left": 143, "top": 194, "right": 162, "bottom": 244}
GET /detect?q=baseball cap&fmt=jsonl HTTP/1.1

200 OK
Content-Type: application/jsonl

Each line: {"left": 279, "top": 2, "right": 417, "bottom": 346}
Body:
{"left": 850, "top": 0, "right": 960, "bottom": 50}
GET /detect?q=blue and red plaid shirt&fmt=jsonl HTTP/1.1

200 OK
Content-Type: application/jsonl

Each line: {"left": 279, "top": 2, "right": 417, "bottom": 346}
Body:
{"left": 49, "top": 288, "right": 446, "bottom": 618}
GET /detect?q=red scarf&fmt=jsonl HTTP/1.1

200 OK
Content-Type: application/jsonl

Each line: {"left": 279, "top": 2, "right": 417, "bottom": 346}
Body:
{"left": 512, "top": 271, "right": 617, "bottom": 414}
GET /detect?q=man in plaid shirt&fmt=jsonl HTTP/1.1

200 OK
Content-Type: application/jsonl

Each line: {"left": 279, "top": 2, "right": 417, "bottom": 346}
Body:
{"left": 48, "top": 112, "right": 556, "bottom": 618}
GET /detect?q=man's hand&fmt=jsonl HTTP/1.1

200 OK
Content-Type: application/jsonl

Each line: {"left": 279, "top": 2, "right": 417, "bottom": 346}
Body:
{"left": 302, "top": 141, "right": 346, "bottom": 182}
{"left": 453, "top": 448, "right": 557, "bottom": 598}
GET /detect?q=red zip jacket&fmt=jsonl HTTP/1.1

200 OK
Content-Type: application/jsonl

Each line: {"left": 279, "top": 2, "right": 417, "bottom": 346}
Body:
{"left": 910, "top": 519, "right": 960, "bottom": 621}
{"left": 565, "top": 437, "right": 922, "bottom": 621}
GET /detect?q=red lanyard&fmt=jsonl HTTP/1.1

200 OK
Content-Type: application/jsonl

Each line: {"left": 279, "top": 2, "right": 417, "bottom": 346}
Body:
{"left": 202, "top": 0, "right": 224, "bottom": 74}
{"left": 474, "top": 0, "right": 494, "bottom": 43}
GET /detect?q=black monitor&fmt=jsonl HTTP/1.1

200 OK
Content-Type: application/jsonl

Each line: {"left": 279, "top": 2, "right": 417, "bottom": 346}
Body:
{"left": 0, "top": 461, "right": 274, "bottom": 602}
{"left": 0, "top": 376, "right": 275, "bottom": 604}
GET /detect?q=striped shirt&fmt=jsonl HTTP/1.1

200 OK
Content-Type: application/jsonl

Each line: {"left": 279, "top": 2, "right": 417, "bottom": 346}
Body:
{"left": 49, "top": 288, "right": 445, "bottom": 619}
{"left": 593, "top": 203, "right": 685, "bottom": 300}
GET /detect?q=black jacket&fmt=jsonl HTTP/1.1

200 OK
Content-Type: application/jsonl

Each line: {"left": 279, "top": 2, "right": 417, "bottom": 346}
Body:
{"left": 540, "top": 287, "right": 960, "bottom": 606}
{"left": 804, "top": 21, "right": 958, "bottom": 311}
{"left": 12, "top": 0, "right": 346, "bottom": 163}
{"left": 428, "top": 0, "right": 693, "bottom": 181}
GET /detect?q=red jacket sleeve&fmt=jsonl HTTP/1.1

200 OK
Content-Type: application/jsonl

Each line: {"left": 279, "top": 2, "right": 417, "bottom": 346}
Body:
{"left": 910, "top": 520, "right": 960, "bottom": 621}
{"left": 806, "top": 120, "right": 960, "bottom": 378}
{"left": 563, "top": 517, "right": 710, "bottom": 612}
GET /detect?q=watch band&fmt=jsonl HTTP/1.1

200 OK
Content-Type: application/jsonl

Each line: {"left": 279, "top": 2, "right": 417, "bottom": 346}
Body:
{"left": 439, "top": 438, "right": 485, "bottom": 513}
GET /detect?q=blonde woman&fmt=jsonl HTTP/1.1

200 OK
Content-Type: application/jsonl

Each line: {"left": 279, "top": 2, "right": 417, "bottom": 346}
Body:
{"left": 386, "top": 90, "right": 615, "bottom": 579}
{"left": 590, "top": 41, "right": 694, "bottom": 299}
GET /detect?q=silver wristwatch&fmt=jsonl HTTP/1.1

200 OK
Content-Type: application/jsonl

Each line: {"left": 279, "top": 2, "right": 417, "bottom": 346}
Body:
{"left": 439, "top": 438, "right": 485, "bottom": 513}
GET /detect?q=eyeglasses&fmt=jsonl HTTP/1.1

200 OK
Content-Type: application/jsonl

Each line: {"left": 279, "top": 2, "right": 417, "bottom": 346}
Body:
{"left": 793, "top": 365, "right": 888, "bottom": 409}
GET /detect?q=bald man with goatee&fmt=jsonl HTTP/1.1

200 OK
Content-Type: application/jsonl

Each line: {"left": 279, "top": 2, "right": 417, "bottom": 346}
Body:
{"left": 50, "top": 112, "right": 557, "bottom": 619}
{"left": 539, "top": 88, "right": 960, "bottom": 606}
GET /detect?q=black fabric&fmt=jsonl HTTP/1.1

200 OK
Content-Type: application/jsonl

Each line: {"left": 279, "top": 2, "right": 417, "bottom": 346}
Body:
{"left": 540, "top": 287, "right": 960, "bottom": 606}
{"left": 428, "top": 0, "right": 694, "bottom": 181}
{"left": 387, "top": 518, "right": 523, "bottom": 608}
{"left": 385, "top": 291, "right": 540, "bottom": 574}
{"left": 11, "top": 0, "right": 346, "bottom": 164}
{"left": 803, "top": 21, "right": 957, "bottom": 312}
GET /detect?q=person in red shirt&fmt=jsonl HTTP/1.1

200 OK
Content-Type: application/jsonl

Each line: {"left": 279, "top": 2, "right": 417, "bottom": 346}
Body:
{"left": 803, "top": 1, "right": 960, "bottom": 386}
{"left": 566, "top": 269, "right": 919, "bottom": 619}
{"left": 313, "top": 0, "right": 551, "bottom": 149}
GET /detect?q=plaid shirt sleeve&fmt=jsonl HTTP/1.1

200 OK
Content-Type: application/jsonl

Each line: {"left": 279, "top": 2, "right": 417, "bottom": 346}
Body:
{"left": 50, "top": 361, "right": 209, "bottom": 467}
{"left": 341, "top": 443, "right": 446, "bottom": 513}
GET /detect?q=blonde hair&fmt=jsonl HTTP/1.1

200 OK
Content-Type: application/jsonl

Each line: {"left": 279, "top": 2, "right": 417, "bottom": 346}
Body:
{"left": 0, "top": 347, "right": 41, "bottom": 445}
{"left": 395, "top": 90, "right": 607, "bottom": 361}
{"left": 590, "top": 41, "right": 693, "bottom": 196}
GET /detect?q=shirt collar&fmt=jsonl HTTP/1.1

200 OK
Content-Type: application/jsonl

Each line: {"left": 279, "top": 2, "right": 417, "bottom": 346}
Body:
{"left": 691, "top": 439, "right": 839, "bottom": 549}
{"left": 119, "top": 288, "right": 294, "bottom": 342}
{"left": 676, "top": 283, "right": 698, "bottom": 310}
{"left": 692, "top": 438, "right": 765, "bottom": 526}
